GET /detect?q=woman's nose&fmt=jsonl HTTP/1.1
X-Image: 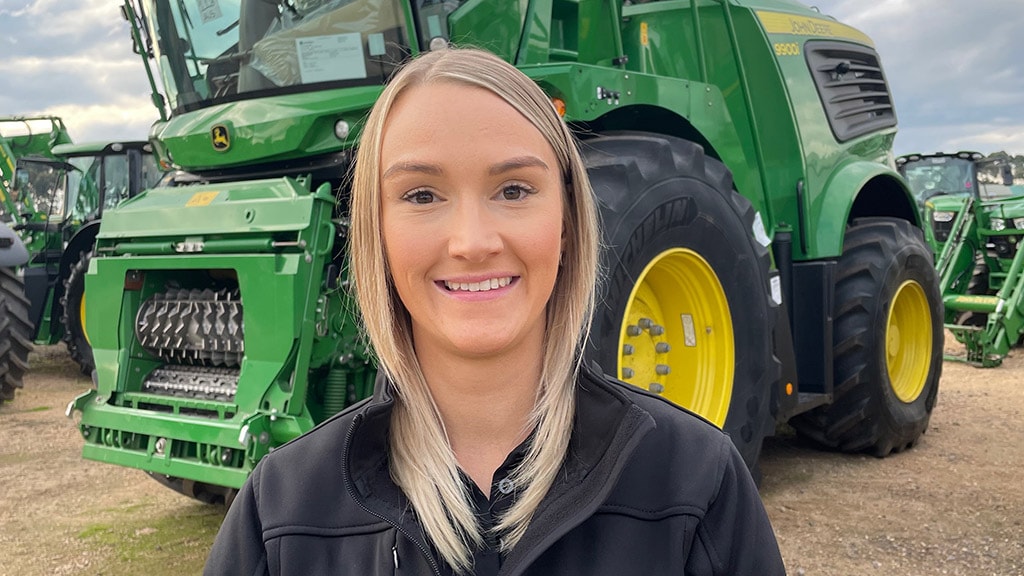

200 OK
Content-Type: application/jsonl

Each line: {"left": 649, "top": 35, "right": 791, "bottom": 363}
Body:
{"left": 446, "top": 200, "right": 503, "bottom": 261}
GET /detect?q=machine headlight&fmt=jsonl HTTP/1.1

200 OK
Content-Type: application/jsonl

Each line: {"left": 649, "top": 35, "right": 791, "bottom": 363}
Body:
{"left": 991, "top": 218, "right": 1007, "bottom": 231}
{"left": 932, "top": 211, "right": 955, "bottom": 223}
{"left": 334, "top": 120, "right": 350, "bottom": 140}
{"left": 1013, "top": 218, "right": 1024, "bottom": 229}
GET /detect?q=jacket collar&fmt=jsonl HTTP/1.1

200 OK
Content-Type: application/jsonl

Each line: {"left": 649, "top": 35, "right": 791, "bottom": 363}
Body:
{"left": 499, "top": 364, "right": 655, "bottom": 575}
{"left": 342, "top": 363, "right": 656, "bottom": 574}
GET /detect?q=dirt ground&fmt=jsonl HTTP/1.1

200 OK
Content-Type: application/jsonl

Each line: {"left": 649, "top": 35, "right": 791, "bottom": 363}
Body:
{"left": 2, "top": 339, "right": 1023, "bottom": 575}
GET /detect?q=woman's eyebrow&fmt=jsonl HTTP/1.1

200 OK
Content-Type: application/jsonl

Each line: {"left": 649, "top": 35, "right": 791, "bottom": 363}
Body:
{"left": 382, "top": 161, "right": 444, "bottom": 181}
{"left": 489, "top": 156, "right": 550, "bottom": 175}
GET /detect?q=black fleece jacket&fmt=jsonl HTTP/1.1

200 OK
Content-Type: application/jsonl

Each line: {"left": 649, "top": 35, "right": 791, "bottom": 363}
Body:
{"left": 204, "top": 365, "right": 786, "bottom": 575}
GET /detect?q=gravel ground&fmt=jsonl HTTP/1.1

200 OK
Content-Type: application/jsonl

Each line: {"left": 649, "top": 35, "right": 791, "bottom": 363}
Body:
{"left": 2, "top": 340, "right": 1023, "bottom": 574}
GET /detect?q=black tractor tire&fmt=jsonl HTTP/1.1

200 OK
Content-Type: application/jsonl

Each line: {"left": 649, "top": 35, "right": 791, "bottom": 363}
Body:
{"left": 790, "top": 218, "right": 942, "bottom": 457}
{"left": 61, "top": 251, "right": 95, "bottom": 376}
{"left": 0, "top": 267, "right": 33, "bottom": 404}
{"left": 581, "top": 133, "right": 780, "bottom": 470}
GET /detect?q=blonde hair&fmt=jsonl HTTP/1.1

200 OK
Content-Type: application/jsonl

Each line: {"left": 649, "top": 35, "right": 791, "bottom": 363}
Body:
{"left": 349, "top": 47, "right": 599, "bottom": 573}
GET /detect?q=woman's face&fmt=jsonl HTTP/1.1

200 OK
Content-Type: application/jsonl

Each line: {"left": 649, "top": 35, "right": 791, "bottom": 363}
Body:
{"left": 379, "top": 82, "right": 564, "bottom": 360}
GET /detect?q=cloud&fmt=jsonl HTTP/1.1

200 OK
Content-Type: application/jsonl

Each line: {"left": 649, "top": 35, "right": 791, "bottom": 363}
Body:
{"left": 0, "top": 0, "right": 156, "bottom": 140}
{"left": 42, "top": 98, "right": 157, "bottom": 143}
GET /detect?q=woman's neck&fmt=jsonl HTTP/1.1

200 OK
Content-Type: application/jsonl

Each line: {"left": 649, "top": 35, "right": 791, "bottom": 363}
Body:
{"left": 414, "top": 339, "right": 544, "bottom": 493}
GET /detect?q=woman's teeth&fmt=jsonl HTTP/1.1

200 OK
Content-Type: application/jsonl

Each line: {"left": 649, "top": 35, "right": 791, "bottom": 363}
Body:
{"left": 444, "top": 277, "right": 512, "bottom": 292}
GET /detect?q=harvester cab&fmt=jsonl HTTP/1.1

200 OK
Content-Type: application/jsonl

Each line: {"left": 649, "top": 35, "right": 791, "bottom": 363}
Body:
{"left": 69, "top": 0, "right": 943, "bottom": 505}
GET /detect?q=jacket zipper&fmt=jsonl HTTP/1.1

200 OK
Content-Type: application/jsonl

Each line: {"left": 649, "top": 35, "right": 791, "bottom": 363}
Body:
{"left": 343, "top": 412, "right": 443, "bottom": 576}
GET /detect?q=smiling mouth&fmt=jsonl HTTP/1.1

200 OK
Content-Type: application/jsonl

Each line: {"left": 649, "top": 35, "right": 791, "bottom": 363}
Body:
{"left": 443, "top": 277, "right": 513, "bottom": 292}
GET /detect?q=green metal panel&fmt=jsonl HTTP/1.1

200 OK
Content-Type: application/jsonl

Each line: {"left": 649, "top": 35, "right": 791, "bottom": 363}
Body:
{"left": 79, "top": 172, "right": 371, "bottom": 482}
{"left": 97, "top": 178, "right": 323, "bottom": 239}
{"left": 151, "top": 88, "right": 382, "bottom": 171}
{"left": 810, "top": 159, "right": 911, "bottom": 255}
{"left": 448, "top": 0, "right": 529, "bottom": 60}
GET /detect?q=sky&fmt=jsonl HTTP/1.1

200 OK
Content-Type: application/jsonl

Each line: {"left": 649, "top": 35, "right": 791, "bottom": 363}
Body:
{"left": 0, "top": 0, "right": 1022, "bottom": 156}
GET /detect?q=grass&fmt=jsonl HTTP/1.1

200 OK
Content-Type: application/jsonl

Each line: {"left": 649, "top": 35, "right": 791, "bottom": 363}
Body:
{"left": 76, "top": 501, "right": 225, "bottom": 574}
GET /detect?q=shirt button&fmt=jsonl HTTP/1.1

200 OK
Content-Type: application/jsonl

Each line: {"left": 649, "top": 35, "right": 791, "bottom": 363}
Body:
{"left": 497, "top": 478, "right": 514, "bottom": 495}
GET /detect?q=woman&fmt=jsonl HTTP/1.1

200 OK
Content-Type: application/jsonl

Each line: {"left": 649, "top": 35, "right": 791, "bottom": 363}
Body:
{"left": 205, "top": 47, "right": 785, "bottom": 575}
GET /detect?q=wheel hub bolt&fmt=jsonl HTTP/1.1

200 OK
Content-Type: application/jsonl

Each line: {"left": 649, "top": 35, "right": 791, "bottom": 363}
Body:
{"left": 648, "top": 383, "right": 664, "bottom": 393}
{"left": 638, "top": 318, "right": 653, "bottom": 329}
{"left": 622, "top": 367, "right": 635, "bottom": 379}
{"left": 655, "top": 364, "right": 671, "bottom": 375}
{"left": 649, "top": 325, "right": 665, "bottom": 336}
{"left": 655, "top": 342, "right": 671, "bottom": 353}
{"left": 626, "top": 325, "right": 642, "bottom": 337}
{"left": 623, "top": 344, "right": 635, "bottom": 355}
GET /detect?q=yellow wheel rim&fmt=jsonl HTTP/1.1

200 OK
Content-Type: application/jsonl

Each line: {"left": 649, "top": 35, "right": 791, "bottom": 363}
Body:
{"left": 618, "top": 248, "right": 734, "bottom": 427}
{"left": 886, "top": 280, "right": 931, "bottom": 403}
{"left": 80, "top": 290, "right": 92, "bottom": 346}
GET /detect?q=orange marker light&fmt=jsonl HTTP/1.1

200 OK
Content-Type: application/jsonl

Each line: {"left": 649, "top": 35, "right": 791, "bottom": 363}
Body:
{"left": 552, "top": 98, "right": 566, "bottom": 117}
{"left": 785, "top": 382, "right": 793, "bottom": 396}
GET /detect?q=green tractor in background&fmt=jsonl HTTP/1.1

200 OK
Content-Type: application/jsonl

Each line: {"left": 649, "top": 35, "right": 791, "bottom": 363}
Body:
{"left": 1, "top": 116, "right": 74, "bottom": 399}
{"left": 931, "top": 158, "right": 1024, "bottom": 366}
{"left": 3, "top": 116, "right": 164, "bottom": 380}
{"left": 15, "top": 141, "right": 165, "bottom": 376}
{"left": 896, "top": 151, "right": 1020, "bottom": 255}
{"left": 1, "top": 116, "right": 74, "bottom": 230}
{"left": 69, "top": 0, "right": 943, "bottom": 504}
{"left": 5, "top": 134, "right": 164, "bottom": 376}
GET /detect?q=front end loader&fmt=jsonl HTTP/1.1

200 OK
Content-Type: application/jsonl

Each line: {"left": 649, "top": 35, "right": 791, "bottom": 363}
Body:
{"left": 938, "top": 181, "right": 1024, "bottom": 366}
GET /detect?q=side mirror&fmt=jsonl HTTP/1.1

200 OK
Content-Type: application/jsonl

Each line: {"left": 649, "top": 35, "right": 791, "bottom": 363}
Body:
{"left": 1001, "top": 164, "right": 1014, "bottom": 186}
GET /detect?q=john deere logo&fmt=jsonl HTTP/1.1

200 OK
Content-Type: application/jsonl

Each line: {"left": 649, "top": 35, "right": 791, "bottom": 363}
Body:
{"left": 211, "top": 124, "right": 231, "bottom": 151}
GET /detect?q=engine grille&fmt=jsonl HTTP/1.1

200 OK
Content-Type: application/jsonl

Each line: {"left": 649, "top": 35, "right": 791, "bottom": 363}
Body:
{"left": 805, "top": 40, "right": 897, "bottom": 142}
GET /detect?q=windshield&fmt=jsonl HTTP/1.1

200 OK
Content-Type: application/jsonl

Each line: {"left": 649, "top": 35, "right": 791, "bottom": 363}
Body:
{"left": 14, "top": 161, "right": 68, "bottom": 222}
{"left": 66, "top": 156, "right": 102, "bottom": 222}
{"left": 140, "top": 0, "right": 412, "bottom": 114}
{"left": 901, "top": 157, "right": 976, "bottom": 202}
{"left": 141, "top": 152, "right": 164, "bottom": 190}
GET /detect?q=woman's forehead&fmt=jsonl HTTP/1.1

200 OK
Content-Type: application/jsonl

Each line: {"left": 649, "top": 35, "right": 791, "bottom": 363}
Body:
{"left": 380, "top": 82, "right": 557, "bottom": 161}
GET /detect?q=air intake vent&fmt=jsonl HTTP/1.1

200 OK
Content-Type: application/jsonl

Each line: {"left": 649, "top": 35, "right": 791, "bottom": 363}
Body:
{"left": 805, "top": 41, "right": 897, "bottom": 142}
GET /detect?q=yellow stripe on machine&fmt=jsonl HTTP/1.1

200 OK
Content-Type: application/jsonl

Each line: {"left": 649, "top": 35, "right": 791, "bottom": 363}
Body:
{"left": 0, "top": 145, "right": 15, "bottom": 175}
{"left": 756, "top": 10, "right": 874, "bottom": 47}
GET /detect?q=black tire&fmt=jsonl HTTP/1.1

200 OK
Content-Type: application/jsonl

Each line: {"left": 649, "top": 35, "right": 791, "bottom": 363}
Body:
{"left": 0, "top": 267, "right": 33, "bottom": 404}
{"left": 581, "top": 133, "right": 780, "bottom": 470}
{"left": 61, "top": 251, "right": 95, "bottom": 376}
{"left": 790, "top": 218, "right": 942, "bottom": 456}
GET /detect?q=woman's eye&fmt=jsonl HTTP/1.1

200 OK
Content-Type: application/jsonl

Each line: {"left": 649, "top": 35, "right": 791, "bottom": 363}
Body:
{"left": 500, "top": 183, "right": 534, "bottom": 201}
{"left": 402, "top": 190, "right": 437, "bottom": 204}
